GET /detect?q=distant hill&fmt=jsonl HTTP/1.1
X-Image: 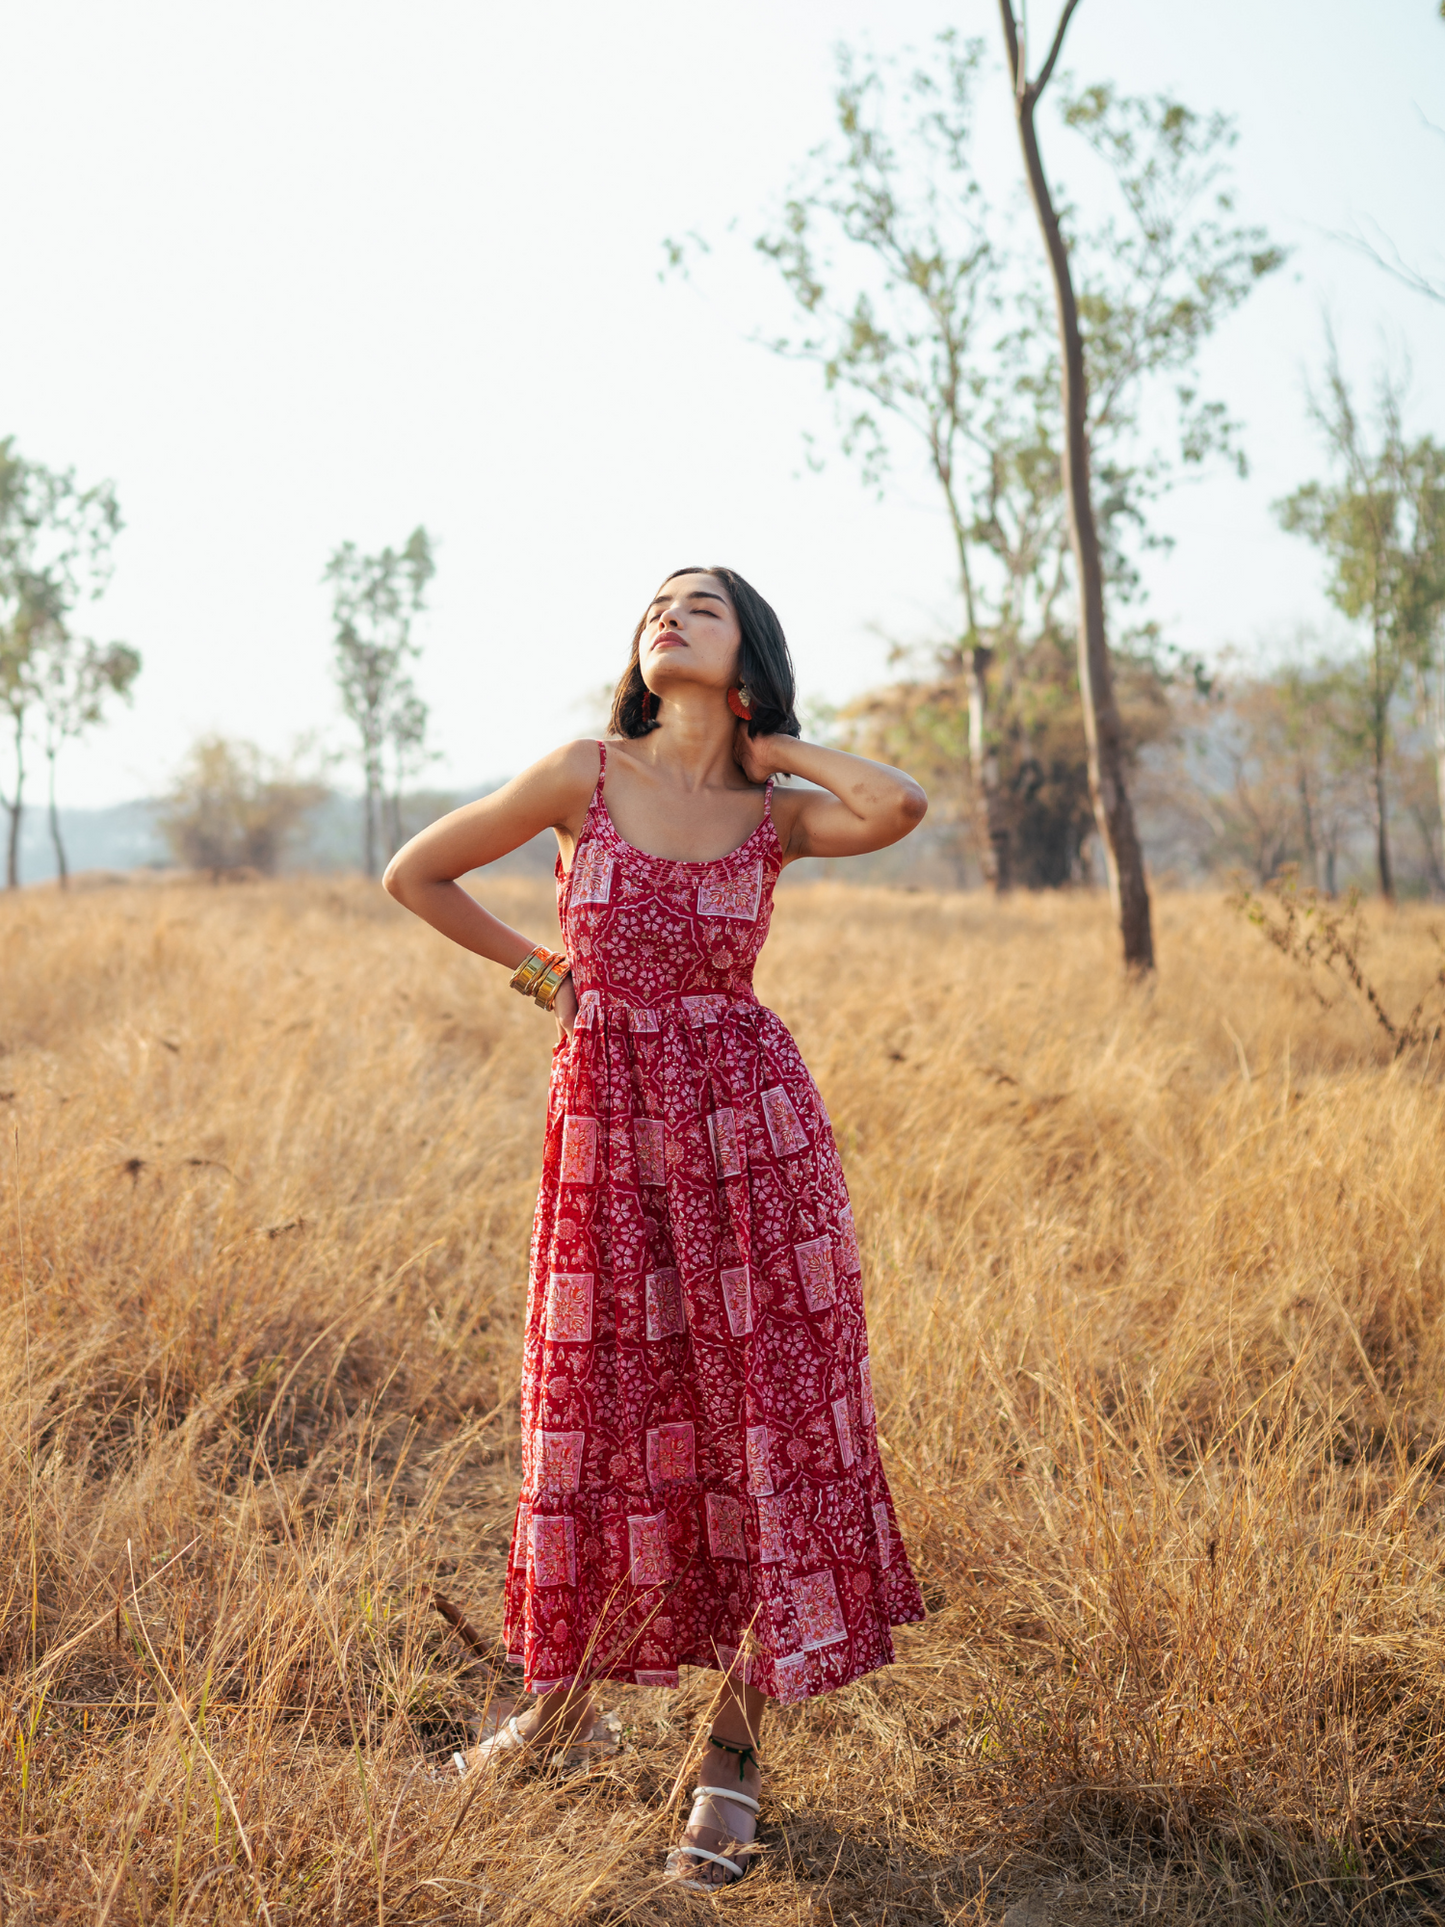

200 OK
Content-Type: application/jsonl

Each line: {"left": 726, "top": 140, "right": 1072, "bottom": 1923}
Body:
{"left": 10, "top": 787, "right": 557, "bottom": 887}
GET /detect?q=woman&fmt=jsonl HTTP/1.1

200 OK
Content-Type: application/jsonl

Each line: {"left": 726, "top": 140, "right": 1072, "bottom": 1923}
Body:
{"left": 384, "top": 566, "right": 928, "bottom": 1889}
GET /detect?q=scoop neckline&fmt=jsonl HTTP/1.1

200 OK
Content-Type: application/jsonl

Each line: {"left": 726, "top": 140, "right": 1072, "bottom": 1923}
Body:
{"left": 595, "top": 791, "right": 774, "bottom": 870}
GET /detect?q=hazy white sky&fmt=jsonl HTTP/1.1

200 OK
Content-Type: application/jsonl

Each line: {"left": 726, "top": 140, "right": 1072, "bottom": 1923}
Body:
{"left": 4, "top": 0, "right": 1443, "bottom": 808}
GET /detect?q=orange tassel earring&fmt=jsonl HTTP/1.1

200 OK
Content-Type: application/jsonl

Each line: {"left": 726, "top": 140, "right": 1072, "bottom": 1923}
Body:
{"left": 727, "top": 684, "right": 754, "bottom": 720}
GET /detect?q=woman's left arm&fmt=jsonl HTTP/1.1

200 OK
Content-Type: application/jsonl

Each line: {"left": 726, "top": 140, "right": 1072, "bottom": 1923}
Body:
{"left": 737, "top": 731, "right": 927, "bottom": 860}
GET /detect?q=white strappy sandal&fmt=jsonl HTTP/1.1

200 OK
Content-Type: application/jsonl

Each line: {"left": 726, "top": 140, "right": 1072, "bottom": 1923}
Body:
{"left": 664, "top": 1736, "right": 763, "bottom": 1890}
{"left": 664, "top": 1783, "right": 762, "bottom": 1889}
{"left": 452, "top": 1704, "right": 613, "bottom": 1778}
{"left": 452, "top": 1714, "right": 528, "bottom": 1776}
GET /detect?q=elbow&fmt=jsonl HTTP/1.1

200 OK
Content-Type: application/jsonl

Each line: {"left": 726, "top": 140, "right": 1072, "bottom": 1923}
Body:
{"left": 381, "top": 854, "right": 407, "bottom": 902}
{"left": 897, "top": 780, "right": 928, "bottom": 831}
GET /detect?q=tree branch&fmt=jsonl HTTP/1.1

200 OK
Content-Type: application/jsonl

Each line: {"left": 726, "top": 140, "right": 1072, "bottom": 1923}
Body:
{"left": 998, "top": 0, "right": 1022, "bottom": 91}
{"left": 1329, "top": 225, "right": 1444, "bottom": 307}
{"left": 1033, "top": 0, "right": 1085, "bottom": 102}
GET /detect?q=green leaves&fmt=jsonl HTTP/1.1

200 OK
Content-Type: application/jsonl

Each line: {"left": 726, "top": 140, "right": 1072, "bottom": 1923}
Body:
{"left": 746, "top": 36, "right": 1280, "bottom": 654}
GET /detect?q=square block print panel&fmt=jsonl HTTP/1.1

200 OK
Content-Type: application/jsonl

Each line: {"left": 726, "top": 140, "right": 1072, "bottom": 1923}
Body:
{"left": 746, "top": 1425, "right": 773, "bottom": 1496}
{"left": 534, "top": 1430, "right": 585, "bottom": 1492}
{"left": 633, "top": 1118, "right": 666, "bottom": 1187}
{"left": 720, "top": 1265, "right": 752, "bottom": 1336}
{"left": 696, "top": 859, "right": 762, "bottom": 921}
{"left": 529, "top": 1515, "right": 577, "bottom": 1589}
{"left": 559, "top": 1115, "right": 598, "bottom": 1185}
{"left": 568, "top": 844, "right": 615, "bottom": 905}
{"left": 838, "top": 1204, "right": 861, "bottom": 1276}
{"left": 792, "top": 1569, "right": 849, "bottom": 1652}
{"left": 831, "top": 1398, "right": 856, "bottom": 1469}
{"left": 772, "top": 1651, "right": 807, "bottom": 1697}
{"left": 627, "top": 1512, "right": 672, "bottom": 1588}
{"left": 705, "top": 1493, "right": 748, "bottom": 1561}
{"left": 545, "top": 1272, "right": 594, "bottom": 1344}
{"left": 794, "top": 1237, "right": 837, "bottom": 1312}
{"left": 714, "top": 1642, "right": 751, "bottom": 1684}
{"left": 646, "top": 1421, "right": 696, "bottom": 1486}
{"left": 873, "top": 1501, "right": 893, "bottom": 1567}
{"left": 645, "top": 1268, "right": 686, "bottom": 1341}
{"left": 757, "top": 1494, "right": 787, "bottom": 1564}
{"left": 707, "top": 1108, "right": 743, "bottom": 1178}
{"left": 761, "top": 1086, "right": 809, "bottom": 1157}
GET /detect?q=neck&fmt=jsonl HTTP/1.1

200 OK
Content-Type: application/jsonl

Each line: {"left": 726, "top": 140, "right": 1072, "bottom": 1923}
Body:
{"left": 640, "top": 693, "right": 747, "bottom": 789}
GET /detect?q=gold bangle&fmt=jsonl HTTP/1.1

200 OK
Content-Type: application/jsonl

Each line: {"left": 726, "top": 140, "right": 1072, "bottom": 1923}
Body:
{"left": 510, "top": 945, "right": 556, "bottom": 997}
{"left": 533, "top": 958, "right": 571, "bottom": 1011}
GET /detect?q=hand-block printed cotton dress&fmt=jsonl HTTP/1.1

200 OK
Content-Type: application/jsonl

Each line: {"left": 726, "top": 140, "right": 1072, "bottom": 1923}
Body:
{"left": 502, "top": 743, "right": 925, "bottom": 1704}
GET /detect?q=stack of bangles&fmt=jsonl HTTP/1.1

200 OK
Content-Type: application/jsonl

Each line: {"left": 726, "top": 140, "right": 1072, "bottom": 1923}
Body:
{"left": 509, "top": 943, "right": 571, "bottom": 1012}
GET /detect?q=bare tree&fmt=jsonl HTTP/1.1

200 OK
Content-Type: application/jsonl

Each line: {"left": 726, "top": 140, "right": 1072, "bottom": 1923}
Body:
{"left": 326, "top": 527, "right": 435, "bottom": 878}
{"left": 999, "top": 0, "right": 1145, "bottom": 964}
{"left": 37, "top": 637, "right": 141, "bottom": 886}
{"left": 0, "top": 439, "right": 123, "bottom": 887}
{"left": 158, "top": 736, "right": 324, "bottom": 878}
{"left": 728, "top": 25, "right": 1276, "bottom": 941}
{"left": 383, "top": 679, "right": 433, "bottom": 858}
{"left": 1276, "top": 348, "right": 1445, "bottom": 898}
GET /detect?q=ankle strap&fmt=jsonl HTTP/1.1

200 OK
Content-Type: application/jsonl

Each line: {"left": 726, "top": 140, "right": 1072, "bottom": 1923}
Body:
{"left": 709, "top": 1733, "right": 762, "bottom": 1781}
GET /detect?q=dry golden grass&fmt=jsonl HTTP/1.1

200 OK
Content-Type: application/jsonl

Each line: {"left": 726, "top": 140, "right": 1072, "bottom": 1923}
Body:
{"left": 2, "top": 874, "right": 1444, "bottom": 1925}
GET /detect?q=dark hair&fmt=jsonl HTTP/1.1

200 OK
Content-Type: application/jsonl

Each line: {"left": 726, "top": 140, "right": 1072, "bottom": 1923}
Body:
{"left": 608, "top": 565, "right": 802, "bottom": 741}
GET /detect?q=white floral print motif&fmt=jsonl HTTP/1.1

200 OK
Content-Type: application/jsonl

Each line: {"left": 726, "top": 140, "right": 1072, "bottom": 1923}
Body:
{"left": 720, "top": 1265, "right": 752, "bottom": 1336}
{"left": 536, "top": 1431, "right": 586, "bottom": 1491}
{"left": 707, "top": 1108, "right": 743, "bottom": 1177}
{"left": 503, "top": 743, "right": 924, "bottom": 1706}
{"left": 544, "top": 1272, "right": 593, "bottom": 1343}
{"left": 646, "top": 1421, "right": 696, "bottom": 1486}
{"left": 568, "top": 843, "right": 615, "bottom": 905}
{"left": 627, "top": 1512, "right": 672, "bottom": 1587}
{"left": 697, "top": 858, "right": 763, "bottom": 920}
{"left": 633, "top": 1118, "right": 666, "bottom": 1185}
{"left": 794, "top": 1236, "right": 837, "bottom": 1312}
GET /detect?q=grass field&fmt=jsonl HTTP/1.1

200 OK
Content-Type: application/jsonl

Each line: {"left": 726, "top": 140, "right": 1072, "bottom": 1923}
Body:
{"left": 2, "top": 874, "right": 1443, "bottom": 1925}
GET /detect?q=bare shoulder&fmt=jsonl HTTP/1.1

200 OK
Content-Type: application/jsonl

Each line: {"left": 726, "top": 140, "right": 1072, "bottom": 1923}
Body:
{"left": 511, "top": 738, "right": 605, "bottom": 828}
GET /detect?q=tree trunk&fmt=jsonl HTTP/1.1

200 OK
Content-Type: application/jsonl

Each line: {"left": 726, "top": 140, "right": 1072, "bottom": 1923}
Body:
{"left": 1373, "top": 736, "right": 1394, "bottom": 901}
{"left": 362, "top": 744, "right": 383, "bottom": 880}
{"left": 1297, "top": 764, "right": 1322, "bottom": 891}
{"left": 1000, "top": 0, "right": 1154, "bottom": 971}
{"left": 5, "top": 709, "right": 24, "bottom": 889}
{"left": 1432, "top": 645, "right": 1445, "bottom": 889}
{"left": 966, "top": 644, "right": 1011, "bottom": 890}
{"left": 1372, "top": 617, "right": 1394, "bottom": 900}
{"left": 46, "top": 750, "right": 68, "bottom": 889}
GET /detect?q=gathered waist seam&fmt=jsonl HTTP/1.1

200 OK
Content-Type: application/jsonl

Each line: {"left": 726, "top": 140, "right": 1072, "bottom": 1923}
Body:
{"left": 572, "top": 988, "right": 764, "bottom": 1031}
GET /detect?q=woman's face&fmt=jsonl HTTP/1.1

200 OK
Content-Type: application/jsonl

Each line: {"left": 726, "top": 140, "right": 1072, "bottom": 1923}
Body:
{"left": 638, "top": 573, "right": 742, "bottom": 697}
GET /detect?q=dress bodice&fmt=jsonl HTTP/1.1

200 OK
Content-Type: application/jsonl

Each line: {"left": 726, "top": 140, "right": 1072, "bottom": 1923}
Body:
{"left": 555, "top": 743, "right": 782, "bottom": 1015}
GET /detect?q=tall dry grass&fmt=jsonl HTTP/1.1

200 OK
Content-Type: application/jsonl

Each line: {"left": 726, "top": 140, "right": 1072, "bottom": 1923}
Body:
{"left": 1, "top": 874, "right": 1443, "bottom": 1925}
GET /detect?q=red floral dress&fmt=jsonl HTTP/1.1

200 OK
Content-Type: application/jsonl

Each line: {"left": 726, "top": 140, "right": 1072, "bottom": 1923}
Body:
{"left": 501, "top": 743, "right": 925, "bottom": 1704}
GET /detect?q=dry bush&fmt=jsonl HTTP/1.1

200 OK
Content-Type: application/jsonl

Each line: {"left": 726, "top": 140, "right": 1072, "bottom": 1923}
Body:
{"left": 1, "top": 876, "right": 1443, "bottom": 1925}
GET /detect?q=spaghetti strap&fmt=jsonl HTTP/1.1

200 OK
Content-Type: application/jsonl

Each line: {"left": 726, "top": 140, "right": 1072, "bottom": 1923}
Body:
{"left": 580, "top": 740, "right": 606, "bottom": 825}
{"left": 763, "top": 774, "right": 774, "bottom": 817}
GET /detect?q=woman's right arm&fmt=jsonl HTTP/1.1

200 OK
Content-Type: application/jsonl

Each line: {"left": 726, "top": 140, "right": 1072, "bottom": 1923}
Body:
{"left": 381, "top": 739, "right": 599, "bottom": 967}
